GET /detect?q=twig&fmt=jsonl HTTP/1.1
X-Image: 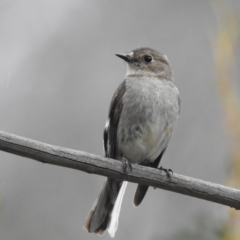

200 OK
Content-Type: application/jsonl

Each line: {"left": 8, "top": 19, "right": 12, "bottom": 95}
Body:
{"left": 0, "top": 130, "right": 239, "bottom": 209}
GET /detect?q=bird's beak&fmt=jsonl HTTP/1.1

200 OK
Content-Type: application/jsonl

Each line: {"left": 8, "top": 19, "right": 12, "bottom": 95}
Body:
{"left": 115, "top": 53, "right": 132, "bottom": 62}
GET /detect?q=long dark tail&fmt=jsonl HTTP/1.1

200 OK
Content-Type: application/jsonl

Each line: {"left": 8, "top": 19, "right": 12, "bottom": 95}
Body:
{"left": 84, "top": 179, "right": 113, "bottom": 235}
{"left": 84, "top": 178, "right": 127, "bottom": 237}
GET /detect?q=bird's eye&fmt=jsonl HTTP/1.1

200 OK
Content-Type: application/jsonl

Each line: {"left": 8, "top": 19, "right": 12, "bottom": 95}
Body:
{"left": 144, "top": 55, "right": 152, "bottom": 63}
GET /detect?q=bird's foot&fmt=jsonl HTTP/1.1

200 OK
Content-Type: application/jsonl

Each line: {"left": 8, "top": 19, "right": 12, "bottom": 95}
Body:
{"left": 159, "top": 166, "right": 173, "bottom": 178}
{"left": 122, "top": 156, "right": 132, "bottom": 174}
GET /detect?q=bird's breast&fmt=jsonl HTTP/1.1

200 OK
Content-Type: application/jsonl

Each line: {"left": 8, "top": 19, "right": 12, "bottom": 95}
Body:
{"left": 117, "top": 77, "right": 179, "bottom": 164}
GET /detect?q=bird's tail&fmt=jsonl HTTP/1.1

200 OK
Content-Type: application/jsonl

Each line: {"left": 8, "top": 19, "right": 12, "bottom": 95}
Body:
{"left": 83, "top": 179, "right": 128, "bottom": 237}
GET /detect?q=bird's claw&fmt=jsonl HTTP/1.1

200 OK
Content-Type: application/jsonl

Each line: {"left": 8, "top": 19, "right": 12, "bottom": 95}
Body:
{"left": 159, "top": 166, "right": 173, "bottom": 178}
{"left": 122, "top": 157, "right": 132, "bottom": 174}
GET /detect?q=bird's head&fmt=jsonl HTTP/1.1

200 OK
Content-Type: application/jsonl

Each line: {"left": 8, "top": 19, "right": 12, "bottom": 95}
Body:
{"left": 116, "top": 47, "right": 173, "bottom": 81}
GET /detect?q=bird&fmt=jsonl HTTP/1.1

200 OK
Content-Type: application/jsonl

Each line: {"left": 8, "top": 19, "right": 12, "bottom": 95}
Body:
{"left": 83, "top": 47, "right": 180, "bottom": 237}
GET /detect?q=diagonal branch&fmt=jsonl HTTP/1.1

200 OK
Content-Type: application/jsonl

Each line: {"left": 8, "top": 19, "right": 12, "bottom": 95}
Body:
{"left": 0, "top": 130, "right": 239, "bottom": 209}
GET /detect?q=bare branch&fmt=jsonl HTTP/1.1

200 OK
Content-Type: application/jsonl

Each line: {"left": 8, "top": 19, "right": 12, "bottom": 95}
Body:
{"left": 0, "top": 130, "right": 239, "bottom": 209}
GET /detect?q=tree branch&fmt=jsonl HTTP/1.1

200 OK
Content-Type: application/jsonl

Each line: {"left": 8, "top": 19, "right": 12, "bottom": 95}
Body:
{"left": 0, "top": 130, "right": 239, "bottom": 209}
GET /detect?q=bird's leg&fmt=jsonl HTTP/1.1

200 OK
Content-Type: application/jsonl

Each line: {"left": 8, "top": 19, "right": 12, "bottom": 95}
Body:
{"left": 159, "top": 166, "right": 173, "bottom": 178}
{"left": 122, "top": 156, "right": 132, "bottom": 174}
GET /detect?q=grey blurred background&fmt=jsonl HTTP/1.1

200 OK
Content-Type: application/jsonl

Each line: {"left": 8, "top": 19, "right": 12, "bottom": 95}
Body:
{"left": 0, "top": 1, "right": 239, "bottom": 240}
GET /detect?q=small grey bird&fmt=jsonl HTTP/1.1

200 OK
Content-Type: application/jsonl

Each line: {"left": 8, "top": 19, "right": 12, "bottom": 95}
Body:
{"left": 84, "top": 47, "right": 180, "bottom": 237}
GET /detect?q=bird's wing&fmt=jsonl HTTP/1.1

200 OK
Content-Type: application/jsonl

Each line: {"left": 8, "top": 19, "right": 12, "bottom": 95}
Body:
{"left": 103, "top": 80, "right": 126, "bottom": 205}
{"left": 133, "top": 148, "right": 166, "bottom": 206}
{"left": 104, "top": 80, "right": 126, "bottom": 159}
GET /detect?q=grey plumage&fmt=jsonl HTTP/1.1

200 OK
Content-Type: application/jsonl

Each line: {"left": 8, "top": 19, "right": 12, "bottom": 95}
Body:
{"left": 117, "top": 77, "right": 179, "bottom": 164}
{"left": 84, "top": 47, "right": 180, "bottom": 237}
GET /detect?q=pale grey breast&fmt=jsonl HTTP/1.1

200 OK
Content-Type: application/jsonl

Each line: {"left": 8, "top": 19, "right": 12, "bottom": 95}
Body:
{"left": 117, "top": 77, "right": 180, "bottom": 164}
